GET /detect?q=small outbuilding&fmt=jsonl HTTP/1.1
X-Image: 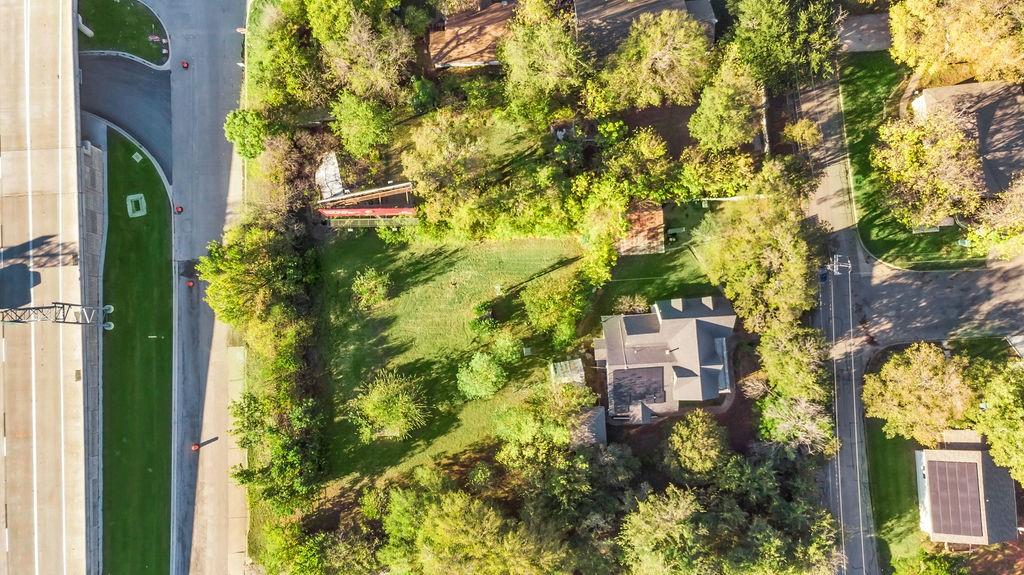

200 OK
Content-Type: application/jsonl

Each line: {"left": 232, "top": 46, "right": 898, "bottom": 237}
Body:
{"left": 915, "top": 431, "right": 1019, "bottom": 546}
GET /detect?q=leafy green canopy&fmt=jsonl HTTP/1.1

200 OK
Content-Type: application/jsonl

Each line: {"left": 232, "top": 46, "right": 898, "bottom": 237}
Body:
{"left": 591, "top": 10, "right": 712, "bottom": 113}
{"left": 498, "top": 0, "right": 587, "bottom": 119}
{"left": 891, "top": 0, "right": 1024, "bottom": 83}
{"left": 224, "top": 108, "right": 271, "bottom": 159}
{"left": 689, "top": 54, "right": 763, "bottom": 152}
{"left": 871, "top": 111, "right": 984, "bottom": 229}
{"left": 863, "top": 343, "right": 975, "bottom": 447}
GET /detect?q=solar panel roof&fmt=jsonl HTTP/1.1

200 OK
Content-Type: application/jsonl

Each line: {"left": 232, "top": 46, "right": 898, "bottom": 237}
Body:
{"left": 927, "top": 460, "right": 983, "bottom": 537}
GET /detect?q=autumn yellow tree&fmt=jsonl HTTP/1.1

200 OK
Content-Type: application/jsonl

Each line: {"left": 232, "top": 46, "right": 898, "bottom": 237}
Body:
{"left": 890, "top": 0, "right": 1024, "bottom": 82}
{"left": 863, "top": 343, "right": 976, "bottom": 446}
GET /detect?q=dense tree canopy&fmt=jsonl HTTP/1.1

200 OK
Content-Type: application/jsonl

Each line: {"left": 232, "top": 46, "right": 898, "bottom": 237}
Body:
{"left": 330, "top": 91, "right": 393, "bottom": 159}
{"left": 970, "top": 359, "right": 1024, "bottom": 483}
{"left": 871, "top": 111, "right": 984, "bottom": 228}
{"left": 224, "top": 108, "right": 271, "bottom": 159}
{"left": 498, "top": 0, "right": 587, "bottom": 118}
{"left": 689, "top": 55, "right": 763, "bottom": 152}
{"left": 863, "top": 343, "right": 975, "bottom": 446}
{"left": 729, "top": 0, "right": 837, "bottom": 90}
{"left": 694, "top": 163, "right": 815, "bottom": 332}
{"left": 595, "top": 10, "right": 712, "bottom": 111}
{"left": 890, "top": 0, "right": 1024, "bottom": 83}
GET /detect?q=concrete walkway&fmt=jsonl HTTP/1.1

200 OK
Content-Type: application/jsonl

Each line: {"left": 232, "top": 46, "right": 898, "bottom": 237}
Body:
{"left": 840, "top": 13, "right": 891, "bottom": 53}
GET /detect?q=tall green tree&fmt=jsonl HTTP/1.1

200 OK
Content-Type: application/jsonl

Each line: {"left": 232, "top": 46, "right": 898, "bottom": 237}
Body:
{"left": 597, "top": 10, "right": 712, "bottom": 111}
{"left": 693, "top": 163, "right": 815, "bottom": 332}
{"left": 688, "top": 55, "right": 762, "bottom": 152}
{"left": 872, "top": 111, "right": 984, "bottom": 228}
{"left": 498, "top": 0, "right": 587, "bottom": 119}
{"left": 863, "top": 343, "right": 975, "bottom": 446}
{"left": 971, "top": 359, "right": 1024, "bottom": 483}
{"left": 224, "top": 108, "right": 271, "bottom": 159}
{"left": 890, "top": 0, "right": 1024, "bottom": 83}
{"left": 330, "top": 91, "right": 393, "bottom": 159}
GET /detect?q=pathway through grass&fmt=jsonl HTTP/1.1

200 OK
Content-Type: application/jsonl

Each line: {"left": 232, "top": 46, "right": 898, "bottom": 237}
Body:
{"left": 839, "top": 53, "right": 985, "bottom": 270}
{"left": 102, "top": 130, "right": 173, "bottom": 574}
{"left": 78, "top": 0, "right": 168, "bottom": 65}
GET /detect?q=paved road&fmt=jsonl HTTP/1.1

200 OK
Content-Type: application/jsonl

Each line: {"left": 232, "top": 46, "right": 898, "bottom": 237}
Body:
{"left": 0, "top": 0, "right": 87, "bottom": 573}
{"left": 801, "top": 70, "right": 1024, "bottom": 574}
{"left": 140, "top": 1, "right": 247, "bottom": 573}
{"left": 78, "top": 0, "right": 246, "bottom": 571}
{"left": 79, "top": 55, "right": 173, "bottom": 182}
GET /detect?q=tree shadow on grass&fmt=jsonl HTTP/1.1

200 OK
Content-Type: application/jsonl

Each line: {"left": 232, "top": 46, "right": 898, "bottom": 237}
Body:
{"left": 326, "top": 350, "right": 474, "bottom": 481}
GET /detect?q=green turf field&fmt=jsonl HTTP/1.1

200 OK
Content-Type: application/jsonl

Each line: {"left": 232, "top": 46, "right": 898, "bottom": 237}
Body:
{"left": 78, "top": 0, "right": 168, "bottom": 65}
{"left": 102, "top": 130, "right": 173, "bottom": 574}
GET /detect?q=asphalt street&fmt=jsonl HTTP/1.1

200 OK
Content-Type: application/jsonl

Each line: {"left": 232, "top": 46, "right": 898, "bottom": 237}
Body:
{"left": 79, "top": 55, "right": 173, "bottom": 182}
{"left": 0, "top": 0, "right": 87, "bottom": 573}
{"left": 140, "top": 1, "right": 247, "bottom": 573}
{"left": 77, "top": 0, "right": 246, "bottom": 571}
{"left": 801, "top": 71, "right": 1024, "bottom": 574}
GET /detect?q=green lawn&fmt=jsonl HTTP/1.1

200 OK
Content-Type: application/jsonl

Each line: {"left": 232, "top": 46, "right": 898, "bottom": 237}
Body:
{"left": 866, "top": 419, "right": 923, "bottom": 573}
{"left": 78, "top": 0, "right": 168, "bottom": 65}
{"left": 319, "top": 233, "right": 582, "bottom": 484}
{"left": 597, "top": 203, "right": 717, "bottom": 314}
{"left": 102, "top": 131, "right": 173, "bottom": 574}
{"left": 839, "top": 52, "right": 986, "bottom": 270}
{"left": 949, "top": 336, "right": 1014, "bottom": 362}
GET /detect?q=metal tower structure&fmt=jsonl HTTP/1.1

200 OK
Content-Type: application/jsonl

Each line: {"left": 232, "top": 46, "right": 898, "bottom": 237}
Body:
{"left": 0, "top": 303, "right": 113, "bottom": 328}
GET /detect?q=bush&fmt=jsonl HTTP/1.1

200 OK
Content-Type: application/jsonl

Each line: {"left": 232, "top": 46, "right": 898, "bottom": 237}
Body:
{"left": 402, "top": 6, "right": 431, "bottom": 37}
{"left": 491, "top": 331, "right": 522, "bottom": 366}
{"left": 409, "top": 76, "right": 438, "bottom": 114}
{"left": 520, "top": 274, "right": 587, "bottom": 348}
{"left": 613, "top": 294, "right": 649, "bottom": 314}
{"left": 457, "top": 352, "right": 507, "bottom": 399}
{"left": 349, "top": 369, "right": 428, "bottom": 442}
{"left": 352, "top": 267, "right": 391, "bottom": 311}
{"left": 783, "top": 118, "right": 822, "bottom": 148}
{"left": 330, "top": 92, "right": 393, "bottom": 159}
{"left": 224, "top": 108, "right": 270, "bottom": 159}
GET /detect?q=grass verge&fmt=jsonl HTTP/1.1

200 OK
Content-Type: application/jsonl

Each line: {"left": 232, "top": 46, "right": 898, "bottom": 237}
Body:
{"left": 319, "top": 233, "right": 583, "bottom": 486}
{"left": 865, "top": 418, "right": 923, "bottom": 573}
{"left": 839, "top": 52, "right": 986, "bottom": 270}
{"left": 78, "top": 0, "right": 168, "bottom": 65}
{"left": 102, "top": 130, "right": 173, "bottom": 574}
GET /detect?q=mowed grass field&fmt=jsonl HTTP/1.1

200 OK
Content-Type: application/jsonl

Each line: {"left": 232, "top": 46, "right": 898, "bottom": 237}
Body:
{"left": 597, "top": 203, "right": 717, "bottom": 315}
{"left": 839, "top": 53, "right": 985, "bottom": 270}
{"left": 319, "top": 233, "right": 582, "bottom": 484}
{"left": 102, "top": 131, "right": 173, "bottom": 574}
{"left": 78, "top": 0, "right": 168, "bottom": 65}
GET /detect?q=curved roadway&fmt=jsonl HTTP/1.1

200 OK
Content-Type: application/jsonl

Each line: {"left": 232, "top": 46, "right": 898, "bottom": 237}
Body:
{"left": 77, "top": 1, "right": 245, "bottom": 573}
{"left": 79, "top": 55, "right": 173, "bottom": 183}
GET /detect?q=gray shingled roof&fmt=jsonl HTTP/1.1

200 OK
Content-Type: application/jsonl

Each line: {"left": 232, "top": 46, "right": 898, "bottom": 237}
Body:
{"left": 912, "top": 82, "right": 1024, "bottom": 195}
{"left": 595, "top": 296, "right": 736, "bottom": 423}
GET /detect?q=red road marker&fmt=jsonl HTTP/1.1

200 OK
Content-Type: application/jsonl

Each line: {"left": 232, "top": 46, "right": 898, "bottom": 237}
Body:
{"left": 190, "top": 443, "right": 201, "bottom": 452}
{"left": 185, "top": 280, "right": 195, "bottom": 288}
{"left": 175, "top": 205, "right": 184, "bottom": 214}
